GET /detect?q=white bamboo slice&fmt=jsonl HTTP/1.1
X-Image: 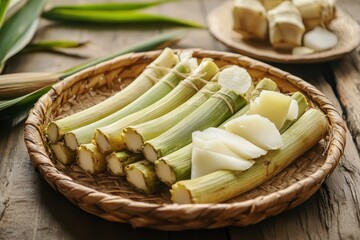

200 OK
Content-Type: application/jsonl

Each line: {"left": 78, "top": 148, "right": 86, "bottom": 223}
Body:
{"left": 202, "top": 128, "right": 267, "bottom": 159}
{"left": 287, "top": 99, "right": 299, "bottom": 120}
{"left": 247, "top": 90, "right": 292, "bottom": 129}
{"left": 218, "top": 65, "right": 252, "bottom": 95}
{"left": 191, "top": 147, "right": 254, "bottom": 179}
{"left": 224, "top": 114, "right": 283, "bottom": 150}
{"left": 304, "top": 27, "right": 338, "bottom": 51}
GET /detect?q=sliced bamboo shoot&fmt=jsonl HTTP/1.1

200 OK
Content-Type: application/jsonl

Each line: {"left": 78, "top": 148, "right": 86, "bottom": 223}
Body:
{"left": 191, "top": 147, "right": 254, "bottom": 179}
{"left": 247, "top": 90, "right": 292, "bottom": 129}
{"left": 292, "top": 46, "right": 315, "bottom": 56}
{"left": 232, "top": 0, "right": 268, "bottom": 40}
{"left": 303, "top": 26, "right": 338, "bottom": 51}
{"left": 218, "top": 65, "right": 253, "bottom": 95}
{"left": 224, "top": 114, "right": 283, "bottom": 150}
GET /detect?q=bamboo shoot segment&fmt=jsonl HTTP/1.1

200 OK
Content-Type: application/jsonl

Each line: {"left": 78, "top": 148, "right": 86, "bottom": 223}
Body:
{"left": 293, "top": 0, "right": 336, "bottom": 29}
{"left": 247, "top": 90, "right": 292, "bottom": 129}
{"left": 76, "top": 143, "right": 106, "bottom": 174}
{"left": 287, "top": 99, "right": 299, "bottom": 120}
{"left": 224, "top": 114, "right": 283, "bottom": 150}
{"left": 106, "top": 151, "right": 143, "bottom": 176}
{"left": 191, "top": 147, "right": 255, "bottom": 179}
{"left": 218, "top": 66, "right": 253, "bottom": 95}
{"left": 50, "top": 142, "right": 75, "bottom": 165}
{"left": 268, "top": 2, "right": 305, "bottom": 49}
{"left": 125, "top": 160, "right": 163, "bottom": 194}
{"left": 232, "top": 0, "right": 268, "bottom": 40}
{"left": 303, "top": 26, "right": 338, "bottom": 51}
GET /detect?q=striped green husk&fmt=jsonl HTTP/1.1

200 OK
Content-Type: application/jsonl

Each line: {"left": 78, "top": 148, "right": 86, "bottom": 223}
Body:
{"left": 143, "top": 88, "right": 248, "bottom": 162}
{"left": 122, "top": 81, "right": 221, "bottom": 153}
{"left": 171, "top": 108, "right": 328, "bottom": 203}
{"left": 45, "top": 48, "right": 178, "bottom": 142}
{"left": 94, "top": 59, "right": 219, "bottom": 153}
{"left": 63, "top": 59, "right": 189, "bottom": 149}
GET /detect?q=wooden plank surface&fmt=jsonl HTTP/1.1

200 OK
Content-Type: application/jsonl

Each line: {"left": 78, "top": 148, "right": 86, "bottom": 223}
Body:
{"left": 1, "top": 0, "right": 360, "bottom": 239}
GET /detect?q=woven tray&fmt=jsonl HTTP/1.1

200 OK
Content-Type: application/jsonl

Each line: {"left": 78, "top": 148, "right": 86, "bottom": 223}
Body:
{"left": 24, "top": 49, "right": 346, "bottom": 230}
{"left": 207, "top": 1, "right": 360, "bottom": 63}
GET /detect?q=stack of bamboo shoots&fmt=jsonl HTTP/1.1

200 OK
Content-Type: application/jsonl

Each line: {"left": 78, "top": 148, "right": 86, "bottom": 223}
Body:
{"left": 44, "top": 48, "right": 328, "bottom": 204}
{"left": 232, "top": 0, "right": 338, "bottom": 54}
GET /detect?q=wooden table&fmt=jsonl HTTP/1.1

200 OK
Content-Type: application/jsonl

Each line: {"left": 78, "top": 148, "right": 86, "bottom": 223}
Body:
{"left": 1, "top": 0, "right": 360, "bottom": 239}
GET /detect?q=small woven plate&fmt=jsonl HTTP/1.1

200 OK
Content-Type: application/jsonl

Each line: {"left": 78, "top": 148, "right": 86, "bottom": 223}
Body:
{"left": 25, "top": 49, "right": 346, "bottom": 230}
{"left": 207, "top": 1, "right": 360, "bottom": 63}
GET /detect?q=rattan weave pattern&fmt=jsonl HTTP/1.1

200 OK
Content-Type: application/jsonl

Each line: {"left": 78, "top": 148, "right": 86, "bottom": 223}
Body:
{"left": 24, "top": 49, "right": 346, "bottom": 230}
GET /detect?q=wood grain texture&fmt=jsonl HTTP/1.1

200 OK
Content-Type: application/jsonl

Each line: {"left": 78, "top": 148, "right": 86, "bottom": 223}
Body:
{"left": 0, "top": 0, "right": 360, "bottom": 239}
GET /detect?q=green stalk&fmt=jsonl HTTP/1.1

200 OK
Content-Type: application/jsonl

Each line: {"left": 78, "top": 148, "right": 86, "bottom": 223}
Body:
{"left": 125, "top": 160, "right": 164, "bottom": 194}
{"left": 143, "top": 88, "right": 248, "bottom": 163}
{"left": 22, "top": 40, "right": 89, "bottom": 53}
{"left": 49, "top": 141, "right": 75, "bottom": 165}
{"left": 45, "top": 48, "right": 179, "bottom": 142}
{"left": 48, "top": 1, "right": 175, "bottom": 11}
{"left": 76, "top": 143, "right": 106, "bottom": 174}
{"left": 0, "top": 30, "right": 186, "bottom": 117}
{"left": 42, "top": 8, "right": 204, "bottom": 28}
{"left": 107, "top": 151, "right": 143, "bottom": 176}
{"left": 171, "top": 108, "right": 328, "bottom": 203}
{"left": 122, "top": 81, "right": 221, "bottom": 153}
{"left": 64, "top": 59, "right": 191, "bottom": 150}
{"left": 94, "top": 59, "right": 219, "bottom": 153}
{"left": 155, "top": 78, "right": 280, "bottom": 185}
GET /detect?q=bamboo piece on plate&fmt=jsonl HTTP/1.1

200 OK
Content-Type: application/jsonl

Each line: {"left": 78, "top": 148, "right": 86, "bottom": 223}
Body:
{"left": 45, "top": 48, "right": 179, "bottom": 142}
{"left": 125, "top": 160, "right": 164, "bottom": 194}
{"left": 64, "top": 59, "right": 192, "bottom": 150}
{"left": 107, "top": 151, "right": 143, "bottom": 177}
{"left": 171, "top": 108, "right": 328, "bottom": 203}
{"left": 94, "top": 59, "right": 219, "bottom": 153}
{"left": 268, "top": 2, "right": 305, "bottom": 50}
{"left": 122, "top": 81, "right": 221, "bottom": 153}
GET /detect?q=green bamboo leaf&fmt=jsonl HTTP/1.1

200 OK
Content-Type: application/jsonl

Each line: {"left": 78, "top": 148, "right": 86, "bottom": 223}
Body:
{"left": 0, "top": 30, "right": 186, "bottom": 118}
{"left": 0, "top": 0, "right": 10, "bottom": 28}
{"left": 23, "top": 40, "right": 89, "bottom": 52}
{"left": 0, "top": 0, "right": 48, "bottom": 71}
{"left": 42, "top": 8, "right": 205, "bottom": 28}
{"left": 50, "top": 0, "right": 176, "bottom": 11}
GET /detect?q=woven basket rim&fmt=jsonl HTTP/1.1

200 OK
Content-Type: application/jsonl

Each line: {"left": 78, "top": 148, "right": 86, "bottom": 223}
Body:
{"left": 24, "top": 49, "right": 346, "bottom": 229}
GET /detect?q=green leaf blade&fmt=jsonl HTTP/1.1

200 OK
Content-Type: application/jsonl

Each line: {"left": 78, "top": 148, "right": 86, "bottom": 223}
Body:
{"left": 42, "top": 9, "right": 205, "bottom": 28}
{"left": 50, "top": 0, "right": 175, "bottom": 11}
